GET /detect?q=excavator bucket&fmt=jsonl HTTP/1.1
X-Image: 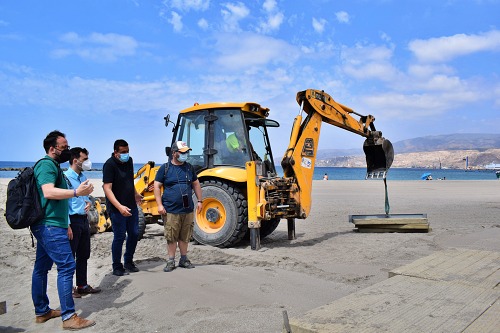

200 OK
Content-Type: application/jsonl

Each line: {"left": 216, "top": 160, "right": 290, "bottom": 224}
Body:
{"left": 363, "top": 137, "right": 394, "bottom": 179}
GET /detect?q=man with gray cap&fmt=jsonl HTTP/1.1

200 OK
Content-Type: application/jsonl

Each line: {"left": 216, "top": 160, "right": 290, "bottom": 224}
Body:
{"left": 153, "top": 141, "right": 202, "bottom": 272}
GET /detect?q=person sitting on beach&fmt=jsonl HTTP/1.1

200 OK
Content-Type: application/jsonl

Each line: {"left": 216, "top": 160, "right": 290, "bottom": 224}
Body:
{"left": 323, "top": 173, "right": 328, "bottom": 180}
{"left": 65, "top": 147, "right": 101, "bottom": 298}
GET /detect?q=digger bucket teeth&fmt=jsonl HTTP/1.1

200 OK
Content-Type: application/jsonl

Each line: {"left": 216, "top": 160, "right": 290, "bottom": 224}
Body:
{"left": 363, "top": 138, "right": 394, "bottom": 179}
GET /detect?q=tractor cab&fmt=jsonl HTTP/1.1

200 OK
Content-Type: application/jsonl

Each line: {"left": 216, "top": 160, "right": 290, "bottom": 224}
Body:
{"left": 168, "top": 103, "right": 279, "bottom": 177}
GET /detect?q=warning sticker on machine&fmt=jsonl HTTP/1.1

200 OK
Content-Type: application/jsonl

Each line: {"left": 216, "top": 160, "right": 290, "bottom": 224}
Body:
{"left": 301, "top": 157, "right": 312, "bottom": 168}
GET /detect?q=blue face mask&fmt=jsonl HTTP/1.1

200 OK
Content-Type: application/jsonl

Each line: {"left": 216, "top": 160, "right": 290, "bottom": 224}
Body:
{"left": 178, "top": 152, "right": 188, "bottom": 162}
{"left": 119, "top": 153, "right": 130, "bottom": 163}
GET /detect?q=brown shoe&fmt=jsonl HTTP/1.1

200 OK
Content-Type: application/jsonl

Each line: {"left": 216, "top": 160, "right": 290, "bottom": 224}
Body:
{"left": 35, "top": 309, "right": 61, "bottom": 323}
{"left": 62, "top": 314, "right": 96, "bottom": 330}
{"left": 77, "top": 285, "right": 101, "bottom": 295}
{"left": 72, "top": 287, "right": 82, "bottom": 298}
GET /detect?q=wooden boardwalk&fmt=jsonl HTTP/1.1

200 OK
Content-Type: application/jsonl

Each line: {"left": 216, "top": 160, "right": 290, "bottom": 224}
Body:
{"left": 285, "top": 249, "right": 500, "bottom": 333}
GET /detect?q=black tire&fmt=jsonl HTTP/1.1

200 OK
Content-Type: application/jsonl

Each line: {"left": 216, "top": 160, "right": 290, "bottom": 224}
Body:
{"left": 259, "top": 218, "right": 280, "bottom": 238}
{"left": 192, "top": 180, "right": 248, "bottom": 247}
{"left": 137, "top": 206, "right": 146, "bottom": 241}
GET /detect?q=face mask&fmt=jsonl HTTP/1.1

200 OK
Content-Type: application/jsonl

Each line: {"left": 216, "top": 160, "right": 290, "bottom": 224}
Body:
{"left": 119, "top": 153, "right": 130, "bottom": 163}
{"left": 55, "top": 149, "right": 71, "bottom": 164}
{"left": 178, "top": 152, "right": 188, "bottom": 162}
{"left": 82, "top": 160, "right": 92, "bottom": 171}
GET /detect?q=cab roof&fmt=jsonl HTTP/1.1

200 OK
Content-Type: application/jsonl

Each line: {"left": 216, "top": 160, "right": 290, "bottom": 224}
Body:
{"left": 180, "top": 102, "right": 270, "bottom": 118}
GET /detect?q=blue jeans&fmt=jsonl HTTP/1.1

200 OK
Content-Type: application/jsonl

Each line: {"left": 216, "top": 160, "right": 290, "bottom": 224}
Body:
{"left": 110, "top": 206, "right": 139, "bottom": 270}
{"left": 31, "top": 224, "right": 76, "bottom": 321}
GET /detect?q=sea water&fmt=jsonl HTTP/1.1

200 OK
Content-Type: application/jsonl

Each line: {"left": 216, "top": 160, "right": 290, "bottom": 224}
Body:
{"left": 1, "top": 161, "right": 497, "bottom": 180}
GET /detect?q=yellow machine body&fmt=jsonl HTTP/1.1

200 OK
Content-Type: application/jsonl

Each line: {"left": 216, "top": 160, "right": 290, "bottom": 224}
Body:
{"left": 99, "top": 89, "right": 394, "bottom": 248}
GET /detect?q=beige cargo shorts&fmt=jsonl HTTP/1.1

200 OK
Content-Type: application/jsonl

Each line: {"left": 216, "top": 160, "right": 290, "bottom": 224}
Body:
{"left": 163, "top": 212, "right": 194, "bottom": 243}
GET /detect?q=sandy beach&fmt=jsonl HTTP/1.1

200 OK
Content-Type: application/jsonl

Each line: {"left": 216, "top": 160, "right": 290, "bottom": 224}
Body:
{"left": 0, "top": 179, "right": 499, "bottom": 332}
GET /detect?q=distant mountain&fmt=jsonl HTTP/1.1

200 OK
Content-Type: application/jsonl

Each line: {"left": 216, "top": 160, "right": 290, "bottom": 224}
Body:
{"left": 316, "top": 148, "right": 363, "bottom": 159}
{"left": 392, "top": 133, "right": 500, "bottom": 153}
{"left": 315, "top": 133, "right": 500, "bottom": 169}
{"left": 317, "top": 133, "right": 500, "bottom": 157}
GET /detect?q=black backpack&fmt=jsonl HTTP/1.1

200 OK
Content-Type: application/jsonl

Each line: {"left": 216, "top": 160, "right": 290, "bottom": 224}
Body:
{"left": 4, "top": 158, "right": 60, "bottom": 229}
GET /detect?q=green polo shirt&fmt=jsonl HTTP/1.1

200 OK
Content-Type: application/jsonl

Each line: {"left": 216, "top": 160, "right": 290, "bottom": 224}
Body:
{"left": 34, "top": 156, "right": 69, "bottom": 228}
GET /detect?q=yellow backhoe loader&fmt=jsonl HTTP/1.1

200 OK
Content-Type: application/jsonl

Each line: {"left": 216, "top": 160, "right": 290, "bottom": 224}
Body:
{"left": 132, "top": 88, "right": 394, "bottom": 249}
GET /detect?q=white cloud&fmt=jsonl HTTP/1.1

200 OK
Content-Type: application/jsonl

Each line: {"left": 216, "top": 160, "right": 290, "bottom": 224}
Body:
{"left": 52, "top": 32, "right": 138, "bottom": 62}
{"left": 335, "top": 11, "right": 349, "bottom": 24}
{"left": 258, "top": 12, "right": 284, "bottom": 33}
{"left": 169, "top": 11, "right": 183, "bottom": 32}
{"left": 0, "top": 69, "right": 190, "bottom": 114}
{"left": 344, "top": 62, "right": 398, "bottom": 81}
{"left": 312, "top": 18, "right": 327, "bottom": 34}
{"left": 263, "top": 0, "right": 277, "bottom": 12}
{"left": 299, "top": 41, "right": 335, "bottom": 59}
{"left": 380, "top": 32, "right": 391, "bottom": 42}
{"left": 407, "top": 64, "right": 455, "bottom": 79}
{"left": 169, "top": 0, "right": 210, "bottom": 11}
{"left": 213, "top": 32, "right": 299, "bottom": 70}
{"left": 409, "top": 29, "right": 500, "bottom": 63}
{"left": 363, "top": 89, "right": 481, "bottom": 118}
{"left": 342, "top": 43, "right": 393, "bottom": 63}
{"left": 340, "top": 43, "right": 398, "bottom": 80}
{"left": 198, "top": 18, "right": 209, "bottom": 30}
{"left": 221, "top": 2, "right": 250, "bottom": 32}
{"left": 258, "top": 0, "right": 284, "bottom": 33}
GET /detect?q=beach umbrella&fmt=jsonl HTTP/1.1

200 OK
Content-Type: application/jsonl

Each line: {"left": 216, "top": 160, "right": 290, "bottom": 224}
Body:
{"left": 420, "top": 172, "right": 432, "bottom": 180}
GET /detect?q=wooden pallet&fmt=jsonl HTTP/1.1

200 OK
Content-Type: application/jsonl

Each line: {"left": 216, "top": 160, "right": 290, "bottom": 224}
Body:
{"left": 286, "top": 249, "right": 500, "bottom": 333}
{"left": 349, "top": 213, "right": 430, "bottom": 233}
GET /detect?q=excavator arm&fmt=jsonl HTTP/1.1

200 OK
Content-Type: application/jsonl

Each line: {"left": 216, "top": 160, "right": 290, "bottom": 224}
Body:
{"left": 279, "top": 89, "right": 394, "bottom": 218}
{"left": 297, "top": 89, "right": 376, "bottom": 136}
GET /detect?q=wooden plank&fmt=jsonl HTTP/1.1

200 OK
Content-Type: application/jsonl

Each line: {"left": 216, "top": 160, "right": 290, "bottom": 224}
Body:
{"left": 0, "top": 301, "right": 6, "bottom": 315}
{"left": 354, "top": 223, "right": 430, "bottom": 229}
{"left": 355, "top": 229, "right": 430, "bottom": 233}
{"left": 288, "top": 249, "right": 500, "bottom": 333}
{"left": 389, "top": 248, "right": 472, "bottom": 278}
{"left": 389, "top": 249, "right": 500, "bottom": 289}
{"left": 352, "top": 217, "right": 428, "bottom": 225}
{"left": 462, "top": 299, "right": 500, "bottom": 333}
{"left": 288, "top": 275, "right": 500, "bottom": 333}
{"left": 356, "top": 228, "right": 430, "bottom": 233}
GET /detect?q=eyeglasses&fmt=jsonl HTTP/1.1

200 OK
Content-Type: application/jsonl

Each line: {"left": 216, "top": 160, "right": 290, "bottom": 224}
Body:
{"left": 54, "top": 145, "right": 70, "bottom": 150}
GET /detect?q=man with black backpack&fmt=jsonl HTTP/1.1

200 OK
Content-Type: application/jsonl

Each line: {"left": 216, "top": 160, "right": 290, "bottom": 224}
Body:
{"left": 31, "top": 130, "right": 95, "bottom": 330}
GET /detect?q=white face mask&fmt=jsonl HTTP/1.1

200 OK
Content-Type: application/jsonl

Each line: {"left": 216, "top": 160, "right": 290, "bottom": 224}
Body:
{"left": 178, "top": 152, "right": 188, "bottom": 162}
{"left": 82, "top": 160, "right": 92, "bottom": 171}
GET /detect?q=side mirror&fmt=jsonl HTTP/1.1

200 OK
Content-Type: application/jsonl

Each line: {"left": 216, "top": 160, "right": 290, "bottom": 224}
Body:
{"left": 165, "top": 146, "right": 171, "bottom": 158}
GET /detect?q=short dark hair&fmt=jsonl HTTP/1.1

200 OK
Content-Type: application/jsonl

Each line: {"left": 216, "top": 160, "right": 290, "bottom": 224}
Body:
{"left": 69, "top": 147, "right": 89, "bottom": 165}
{"left": 113, "top": 139, "right": 128, "bottom": 152}
{"left": 43, "top": 130, "right": 66, "bottom": 153}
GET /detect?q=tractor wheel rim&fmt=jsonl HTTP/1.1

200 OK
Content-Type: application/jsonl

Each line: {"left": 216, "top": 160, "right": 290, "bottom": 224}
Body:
{"left": 196, "top": 197, "right": 226, "bottom": 233}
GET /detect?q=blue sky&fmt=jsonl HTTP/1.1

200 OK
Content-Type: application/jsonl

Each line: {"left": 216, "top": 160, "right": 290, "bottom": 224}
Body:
{"left": 1, "top": 0, "right": 499, "bottom": 163}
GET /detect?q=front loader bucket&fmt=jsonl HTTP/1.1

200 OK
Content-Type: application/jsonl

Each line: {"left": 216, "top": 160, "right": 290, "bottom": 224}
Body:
{"left": 363, "top": 137, "right": 394, "bottom": 179}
